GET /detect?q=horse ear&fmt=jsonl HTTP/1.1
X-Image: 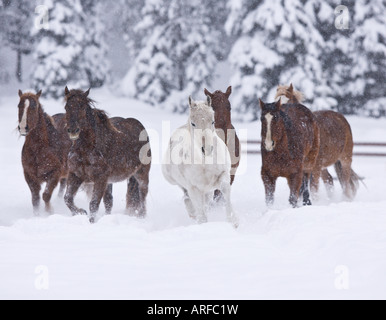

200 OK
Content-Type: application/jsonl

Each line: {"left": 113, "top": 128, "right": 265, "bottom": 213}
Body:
{"left": 36, "top": 90, "right": 42, "bottom": 98}
{"left": 259, "top": 99, "right": 265, "bottom": 110}
{"left": 226, "top": 86, "right": 232, "bottom": 98}
{"left": 289, "top": 83, "right": 294, "bottom": 93}
{"left": 65, "top": 86, "right": 70, "bottom": 96}
{"left": 207, "top": 95, "right": 212, "bottom": 107}
{"left": 84, "top": 88, "right": 91, "bottom": 97}
{"left": 18, "top": 90, "right": 23, "bottom": 98}
{"left": 276, "top": 98, "right": 282, "bottom": 109}
{"left": 204, "top": 88, "right": 213, "bottom": 99}
{"left": 189, "top": 96, "right": 195, "bottom": 108}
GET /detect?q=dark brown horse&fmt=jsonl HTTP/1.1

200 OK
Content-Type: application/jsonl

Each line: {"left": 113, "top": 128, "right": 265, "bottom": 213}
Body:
{"left": 18, "top": 90, "right": 71, "bottom": 213}
{"left": 276, "top": 84, "right": 360, "bottom": 200}
{"left": 260, "top": 98, "right": 320, "bottom": 207}
{"left": 204, "top": 87, "right": 240, "bottom": 199}
{"left": 63, "top": 87, "right": 152, "bottom": 223}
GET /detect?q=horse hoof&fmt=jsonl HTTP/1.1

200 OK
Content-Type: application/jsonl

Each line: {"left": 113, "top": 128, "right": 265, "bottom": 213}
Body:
{"left": 79, "top": 209, "right": 88, "bottom": 216}
{"left": 197, "top": 217, "right": 208, "bottom": 224}
{"left": 303, "top": 200, "right": 312, "bottom": 206}
{"left": 89, "top": 217, "right": 95, "bottom": 224}
{"left": 230, "top": 218, "right": 239, "bottom": 229}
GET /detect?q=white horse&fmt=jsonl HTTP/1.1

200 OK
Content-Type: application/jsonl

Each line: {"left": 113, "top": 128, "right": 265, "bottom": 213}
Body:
{"left": 162, "top": 96, "right": 238, "bottom": 227}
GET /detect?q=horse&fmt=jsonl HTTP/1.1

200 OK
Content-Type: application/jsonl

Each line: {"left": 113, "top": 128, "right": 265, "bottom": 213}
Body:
{"left": 162, "top": 96, "right": 238, "bottom": 227}
{"left": 276, "top": 84, "right": 360, "bottom": 200}
{"left": 204, "top": 87, "right": 241, "bottom": 200}
{"left": 17, "top": 90, "right": 71, "bottom": 214}
{"left": 259, "top": 98, "right": 320, "bottom": 207}
{"left": 63, "top": 87, "right": 152, "bottom": 223}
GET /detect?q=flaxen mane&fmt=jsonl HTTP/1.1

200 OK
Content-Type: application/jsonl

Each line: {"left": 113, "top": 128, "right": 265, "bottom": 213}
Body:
{"left": 276, "top": 84, "right": 305, "bottom": 104}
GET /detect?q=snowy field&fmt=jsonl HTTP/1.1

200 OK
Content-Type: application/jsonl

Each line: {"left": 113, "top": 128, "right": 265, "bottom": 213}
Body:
{"left": 1, "top": 88, "right": 386, "bottom": 300}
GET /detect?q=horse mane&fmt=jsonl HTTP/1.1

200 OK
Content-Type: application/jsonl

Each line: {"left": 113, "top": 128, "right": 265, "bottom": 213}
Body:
{"left": 66, "top": 89, "right": 119, "bottom": 134}
{"left": 86, "top": 106, "right": 120, "bottom": 134}
{"left": 276, "top": 85, "right": 305, "bottom": 104}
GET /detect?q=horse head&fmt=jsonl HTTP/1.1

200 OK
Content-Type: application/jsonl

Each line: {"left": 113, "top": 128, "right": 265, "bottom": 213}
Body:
{"left": 64, "top": 86, "right": 92, "bottom": 141}
{"left": 259, "top": 98, "right": 287, "bottom": 152}
{"left": 189, "top": 96, "right": 216, "bottom": 156}
{"left": 17, "top": 90, "right": 43, "bottom": 136}
{"left": 204, "top": 87, "right": 232, "bottom": 129}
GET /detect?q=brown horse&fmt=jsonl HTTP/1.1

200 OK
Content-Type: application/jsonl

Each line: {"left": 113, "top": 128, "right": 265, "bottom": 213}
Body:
{"left": 204, "top": 87, "right": 240, "bottom": 199}
{"left": 17, "top": 90, "right": 71, "bottom": 213}
{"left": 276, "top": 84, "right": 360, "bottom": 200}
{"left": 63, "top": 87, "right": 152, "bottom": 223}
{"left": 259, "top": 98, "right": 320, "bottom": 207}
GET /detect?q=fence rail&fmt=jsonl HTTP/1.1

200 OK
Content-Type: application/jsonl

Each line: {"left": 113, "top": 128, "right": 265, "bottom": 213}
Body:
{"left": 241, "top": 141, "right": 386, "bottom": 158}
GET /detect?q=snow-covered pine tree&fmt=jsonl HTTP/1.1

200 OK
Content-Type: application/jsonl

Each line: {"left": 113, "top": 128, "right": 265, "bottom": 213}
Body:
{"left": 32, "top": 0, "right": 109, "bottom": 98}
{"left": 115, "top": 0, "right": 146, "bottom": 61}
{"left": 226, "top": 0, "right": 331, "bottom": 120}
{"left": 340, "top": 0, "right": 386, "bottom": 118}
{"left": 122, "top": 0, "right": 229, "bottom": 113}
{"left": 0, "top": 0, "right": 34, "bottom": 82}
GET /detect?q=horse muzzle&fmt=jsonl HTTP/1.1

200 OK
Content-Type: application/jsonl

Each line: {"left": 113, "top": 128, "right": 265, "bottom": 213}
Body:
{"left": 18, "top": 125, "right": 29, "bottom": 137}
{"left": 67, "top": 128, "right": 80, "bottom": 141}
{"left": 264, "top": 140, "right": 275, "bottom": 152}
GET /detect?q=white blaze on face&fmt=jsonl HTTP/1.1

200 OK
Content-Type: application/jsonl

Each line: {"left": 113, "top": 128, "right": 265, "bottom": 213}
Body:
{"left": 19, "top": 99, "right": 30, "bottom": 135}
{"left": 265, "top": 113, "right": 275, "bottom": 152}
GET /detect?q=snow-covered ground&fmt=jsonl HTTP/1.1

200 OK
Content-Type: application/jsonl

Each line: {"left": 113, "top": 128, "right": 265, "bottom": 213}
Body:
{"left": 1, "top": 88, "right": 386, "bottom": 300}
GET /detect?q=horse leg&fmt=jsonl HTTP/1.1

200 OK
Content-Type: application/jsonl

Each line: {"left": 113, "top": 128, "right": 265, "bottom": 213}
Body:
{"left": 310, "top": 167, "right": 322, "bottom": 200}
{"left": 126, "top": 166, "right": 150, "bottom": 218}
{"left": 24, "top": 172, "right": 41, "bottom": 215}
{"left": 89, "top": 179, "right": 108, "bottom": 223}
{"left": 126, "top": 176, "right": 140, "bottom": 216}
{"left": 43, "top": 169, "right": 62, "bottom": 214}
{"left": 189, "top": 187, "right": 207, "bottom": 224}
{"left": 58, "top": 178, "right": 67, "bottom": 198}
{"left": 133, "top": 166, "right": 150, "bottom": 218}
{"left": 214, "top": 190, "right": 224, "bottom": 203}
{"left": 262, "top": 172, "right": 277, "bottom": 207}
{"left": 301, "top": 173, "right": 312, "bottom": 206}
{"left": 220, "top": 178, "right": 238, "bottom": 228}
{"left": 103, "top": 184, "right": 113, "bottom": 215}
{"left": 336, "top": 160, "right": 356, "bottom": 201}
{"left": 321, "top": 169, "right": 334, "bottom": 198}
{"left": 183, "top": 188, "right": 196, "bottom": 219}
{"left": 64, "top": 173, "right": 86, "bottom": 216}
{"left": 287, "top": 172, "right": 303, "bottom": 208}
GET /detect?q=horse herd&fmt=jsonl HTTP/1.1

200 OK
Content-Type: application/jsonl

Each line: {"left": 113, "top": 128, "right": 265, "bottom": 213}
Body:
{"left": 16, "top": 84, "right": 360, "bottom": 227}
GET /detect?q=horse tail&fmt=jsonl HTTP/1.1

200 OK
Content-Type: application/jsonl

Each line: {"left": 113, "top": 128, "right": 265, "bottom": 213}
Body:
{"left": 334, "top": 161, "right": 361, "bottom": 199}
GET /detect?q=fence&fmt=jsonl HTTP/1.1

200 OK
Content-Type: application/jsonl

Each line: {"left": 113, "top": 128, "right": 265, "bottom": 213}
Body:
{"left": 242, "top": 141, "right": 386, "bottom": 158}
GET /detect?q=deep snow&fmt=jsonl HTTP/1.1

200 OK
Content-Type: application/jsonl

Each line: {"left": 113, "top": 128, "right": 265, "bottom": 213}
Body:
{"left": 0, "top": 88, "right": 386, "bottom": 300}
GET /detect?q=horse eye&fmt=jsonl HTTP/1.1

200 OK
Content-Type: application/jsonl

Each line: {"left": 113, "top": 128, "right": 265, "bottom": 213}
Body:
{"left": 212, "top": 121, "right": 215, "bottom": 125}
{"left": 191, "top": 122, "right": 196, "bottom": 127}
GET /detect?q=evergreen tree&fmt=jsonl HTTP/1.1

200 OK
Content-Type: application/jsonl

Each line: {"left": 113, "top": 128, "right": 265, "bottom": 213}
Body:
{"left": 0, "top": 0, "right": 34, "bottom": 82}
{"left": 122, "top": 0, "right": 229, "bottom": 113}
{"left": 226, "top": 0, "right": 329, "bottom": 120}
{"left": 340, "top": 0, "right": 386, "bottom": 117}
{"left": 32, "top": 0, "right": 109, "bottom": 98}
{"left": 116, "top": 0, "right": 146, "bottom": 61}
